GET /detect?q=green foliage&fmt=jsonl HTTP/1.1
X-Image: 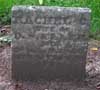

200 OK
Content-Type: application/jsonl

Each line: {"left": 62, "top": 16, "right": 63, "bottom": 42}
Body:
{"left": 0, "top": 0, "right": 100, "bottom": 40}
{"left": 39, "top": 0, "right": 43, "bottom": 5}
{"left": 0, "top": 0, "right": 12, "bottom": 24}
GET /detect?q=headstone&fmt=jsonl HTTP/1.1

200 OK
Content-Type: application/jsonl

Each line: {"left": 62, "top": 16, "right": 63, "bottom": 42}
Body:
{"left": 11, "top": 6, "right": 91, "bottom": 81}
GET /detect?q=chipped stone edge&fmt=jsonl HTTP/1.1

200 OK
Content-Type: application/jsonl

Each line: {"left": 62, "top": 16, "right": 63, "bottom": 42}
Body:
{"left": 12, "top": 5, "right": 91, "bottom": 13}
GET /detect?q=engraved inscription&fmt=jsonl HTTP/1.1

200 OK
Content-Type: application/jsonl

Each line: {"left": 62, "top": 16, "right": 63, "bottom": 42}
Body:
{"left": 12, "top": 6, "right": 91, "bottom": 80}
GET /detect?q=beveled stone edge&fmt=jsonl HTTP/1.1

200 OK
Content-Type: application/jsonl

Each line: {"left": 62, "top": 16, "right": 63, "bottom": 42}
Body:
{"left": 12, "top": 5, "right": 91, "bottom": 13}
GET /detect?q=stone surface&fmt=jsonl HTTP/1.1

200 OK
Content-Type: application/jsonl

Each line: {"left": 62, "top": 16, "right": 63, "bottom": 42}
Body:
{"left": 0, "top": 82, "right": 8, "bottom": 90}
{"left": 11, "top": 6, "right": 91, "bottom": 81}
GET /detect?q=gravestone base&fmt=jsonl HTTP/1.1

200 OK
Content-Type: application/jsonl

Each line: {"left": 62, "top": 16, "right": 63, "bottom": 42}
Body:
{"left": 12, "top": 52, "right": 86, "bottom": 81}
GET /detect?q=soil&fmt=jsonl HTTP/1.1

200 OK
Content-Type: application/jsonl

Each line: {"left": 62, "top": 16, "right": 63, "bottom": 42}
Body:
{"left": 0, "top": 25, "right": 100, "bottom": 90}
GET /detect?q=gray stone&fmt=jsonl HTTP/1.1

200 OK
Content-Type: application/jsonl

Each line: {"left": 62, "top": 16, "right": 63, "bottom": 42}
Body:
{"left": 0, "top": 82, "right": 8, "bottom": 90}
{"left": 11, "top": 6, "right": 91, "bottom": 81}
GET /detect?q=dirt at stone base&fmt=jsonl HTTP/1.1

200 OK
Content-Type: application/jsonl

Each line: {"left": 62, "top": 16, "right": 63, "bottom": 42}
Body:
{"left": 0, "top": 40, "right": 99, "bottom": 90}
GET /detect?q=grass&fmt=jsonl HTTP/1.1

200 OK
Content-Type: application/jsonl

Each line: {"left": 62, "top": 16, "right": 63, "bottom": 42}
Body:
{"left": 0, "top": 0, "right": 100, "bottom": 40}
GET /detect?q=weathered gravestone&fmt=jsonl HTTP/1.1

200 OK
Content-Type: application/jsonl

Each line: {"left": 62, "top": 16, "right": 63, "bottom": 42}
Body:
{"left": 12, "top": 6, "right": 91, "bottom": 81}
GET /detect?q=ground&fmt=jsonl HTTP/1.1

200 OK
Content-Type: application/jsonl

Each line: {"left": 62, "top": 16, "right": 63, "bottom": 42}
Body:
{"left": 0, "top": 26, "right": 100, "bottom": 90}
